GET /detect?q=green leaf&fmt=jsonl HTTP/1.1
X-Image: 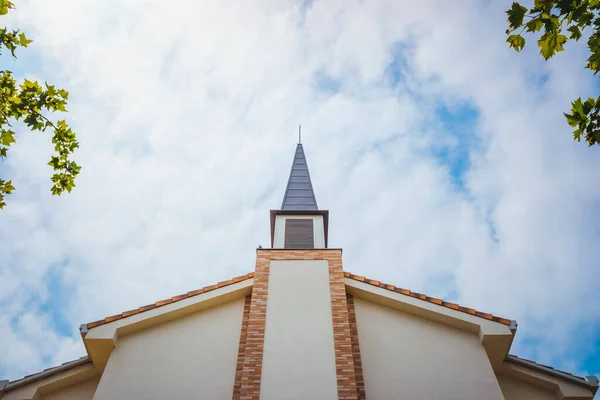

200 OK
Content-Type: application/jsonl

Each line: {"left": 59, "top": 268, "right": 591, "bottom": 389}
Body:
{"left": 572, "top": 97, "right": 586, "bottom": 117}
{"left": 583, "top": 99, "right": 594, "bottom": 115}
{"left": 564, "top": 112, "right": 581, "bottom": 127}
{"left": 507, "top": 2, "right": 528, "bottom": 29}
{"left": 0, "top": 1, "right": 12, "bottom": 15}
{"left": 587, "top": 47, "right": 600, "bottom": 74}
{"left": 18, "top": 33, "right": 32, "bottom": 46}
{"left": 526, "top": 19, "right": 544, "bottom": 32}
{"left": 534, "top": 0, "right": 553, "bottom": 11}
{"left": 538, "top": 32, "right": 567, "bottom": 59}
{"left": 568, "top": 25, "right": 582, "bottom": 40}
{"left": 571, "top": 4, "right": 589, "bottom": 23}
{"left": 542, "top": 15, "right": 560, "bottom": 34}
{"left": 0, "top": 130, "right": 15, "bottom": 146}
{"left": 507, "top": 34, "right": 526, "bottom": 52}
{"left": 579, "top": 12, "right": 595, "bottom": 26}
{"left": 3, "top": 180, "right": 15, "bottom": 193}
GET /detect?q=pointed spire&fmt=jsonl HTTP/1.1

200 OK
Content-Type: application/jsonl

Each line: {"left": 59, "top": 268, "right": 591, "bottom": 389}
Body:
{"left": 281, "top": 143, "right": 318, "bottom": 210}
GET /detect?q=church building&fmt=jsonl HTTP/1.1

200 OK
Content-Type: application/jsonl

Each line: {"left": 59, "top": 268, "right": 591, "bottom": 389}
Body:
{"left": 1, "top": 143, "right": 598, "bottom": 399}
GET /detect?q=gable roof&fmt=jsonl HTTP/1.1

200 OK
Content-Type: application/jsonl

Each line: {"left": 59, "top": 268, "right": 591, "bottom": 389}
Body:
{"left": 2, "top": 270, "right": 596, "bottom": 395}
{"left": 84, "top": 270, "right": 512, "bottom": 331}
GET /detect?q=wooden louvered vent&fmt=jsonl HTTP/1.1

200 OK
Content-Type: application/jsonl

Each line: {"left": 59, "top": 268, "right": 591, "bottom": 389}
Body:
{"left": 284, "top": 219, "right": 314, "bottom": 249}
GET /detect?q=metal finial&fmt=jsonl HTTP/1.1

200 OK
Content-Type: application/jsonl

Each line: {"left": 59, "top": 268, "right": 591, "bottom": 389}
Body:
{"left": 299, "top": 124, "right": 301, "bottom": 144}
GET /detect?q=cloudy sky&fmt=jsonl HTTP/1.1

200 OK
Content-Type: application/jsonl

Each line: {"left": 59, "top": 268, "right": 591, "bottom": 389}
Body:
{"left": 1, "top": 0, "right": 599, "bottom": 382}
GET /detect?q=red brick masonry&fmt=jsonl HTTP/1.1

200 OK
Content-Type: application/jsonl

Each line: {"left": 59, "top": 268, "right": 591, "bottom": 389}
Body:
{"left": 232, "top": 295, "right": 252, "bottom": 400}
{"left": 237, "top": 249, "right": 359, "bottom": 400}
{"left": 347, "top": 294, "right": 366, "bottom": 400}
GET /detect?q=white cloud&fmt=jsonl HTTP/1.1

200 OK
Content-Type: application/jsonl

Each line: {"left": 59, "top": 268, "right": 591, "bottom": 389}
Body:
{"left": 0, "top": 0, "right": 599, "bottom": 380}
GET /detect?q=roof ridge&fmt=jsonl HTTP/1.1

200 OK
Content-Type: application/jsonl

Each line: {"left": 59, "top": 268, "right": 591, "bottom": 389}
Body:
{"left": 343, "top": 271, "right": 514, "bottom": 327}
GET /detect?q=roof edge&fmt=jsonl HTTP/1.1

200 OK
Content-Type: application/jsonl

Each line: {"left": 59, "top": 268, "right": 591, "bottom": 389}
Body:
{"left": 506, "top": 354, "right": 598, "bottom": 392}
{"left": 2, "top": 356, "right": 91, "bottom": 392}
{"left": 84, "top": 272, "right": 254, "bottom": 330}
{"left": 344, "top": 271, "right": 513, "bottom": 327}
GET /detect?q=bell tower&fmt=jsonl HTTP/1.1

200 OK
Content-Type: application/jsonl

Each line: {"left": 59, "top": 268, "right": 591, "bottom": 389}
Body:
{"left": 270, "top": 143, "right": 329, "bottom": 249}
{"left": 237, "top": 140, "right": 357, "bottom": 400}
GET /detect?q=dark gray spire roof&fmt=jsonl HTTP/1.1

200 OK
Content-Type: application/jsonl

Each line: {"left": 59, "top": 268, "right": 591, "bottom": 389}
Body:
{"left": 281, "top": 144, "right": 318, "bottom": 210}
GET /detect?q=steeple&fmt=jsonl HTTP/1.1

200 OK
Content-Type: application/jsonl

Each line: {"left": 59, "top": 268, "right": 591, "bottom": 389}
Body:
{"left": 281, "top": 144, "right": 318, "bottom": 211}
{"left": 270, "top": 141, "right": 329, "bottom": 249}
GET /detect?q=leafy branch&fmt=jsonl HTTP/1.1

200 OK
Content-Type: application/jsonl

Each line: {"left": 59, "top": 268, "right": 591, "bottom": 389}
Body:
{"left": 0, "top": 0, "right": 80, "bottom": 209}
{"left": 506, "top": 0, "right": 600, "bottom": 147}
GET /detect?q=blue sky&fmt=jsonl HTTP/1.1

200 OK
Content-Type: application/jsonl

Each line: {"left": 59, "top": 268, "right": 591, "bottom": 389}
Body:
{"left": 1, "top": 0, "right": 600, "bottom": 384}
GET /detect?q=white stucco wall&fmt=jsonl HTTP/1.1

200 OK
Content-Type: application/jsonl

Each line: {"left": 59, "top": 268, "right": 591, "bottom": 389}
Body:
{"left": 273, "top": 215, "right": 325, "bottom": 248}
{"left": 260, "top": 260, "right": 338, "bottom": 399}
{"left": 497, "top": 374, "right": 558, "bottom": 400}
{"left": 40, "top": 376, "right": 100, "bottom": 400}
{"left": 92, "top": 297, "right": 244, "bottom": 400}
{"left": 354, "top": 298, "right": 505, "bottom": 400}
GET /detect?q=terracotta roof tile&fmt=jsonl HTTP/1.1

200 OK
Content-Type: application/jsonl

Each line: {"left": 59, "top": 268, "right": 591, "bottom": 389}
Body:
{"left": 459, "top": 306, "right": 476, "bottom": 315}
{"left": 85, "top": 319, "right": 105, "bottom": 329}
{"left": 475, "top": 311, "right": 493, "bottom": 320}
{"left": 122, "top": 309, "right": 140, "bottom": 318}
{"left": 218, "top": 279, "right": 234, "bottom": 288}
{"left": 139, "top": 303, "right": 157, "bottom": 312}
{"left": 429, "top": 297, "right": 443, "bottom": 305}
{"left": 186, "top": 288, "right": 204, "bottom": 297}
{"left": 344, "top": 272, "right": 513, "bottom": 327}
{"left": 104, "top": 315, "right": 122, "bottom": 323}
{"left": 495, "top": 317, "right": 512, "bottom": 326}
{"left": 171, "top": 294, "right": 188, "bottom": 302}
{"left": 443, "top": 301, "right": 459, "bottom": 310}
{"left": 85, "top": 270, "right": 510, "bottom": 332}
{"left": 85, "top": 273, "right": 254, "bottom": 330}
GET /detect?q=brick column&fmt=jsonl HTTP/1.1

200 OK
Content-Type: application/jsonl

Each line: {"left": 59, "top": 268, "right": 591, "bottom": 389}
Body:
{"left": 238, "top": 251, "right": 270, "bottom": 400}
{"left": 237, "top": 249, "right": 359, "bottom": 400}
{"left": 347, "top": 295, "right": 366, "bottom": 400}
{"left": 232, "top": 295, "right": 252, "bottom": 400}
{"left": 327, "top": 252, "right": 359, "bottom": 399}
